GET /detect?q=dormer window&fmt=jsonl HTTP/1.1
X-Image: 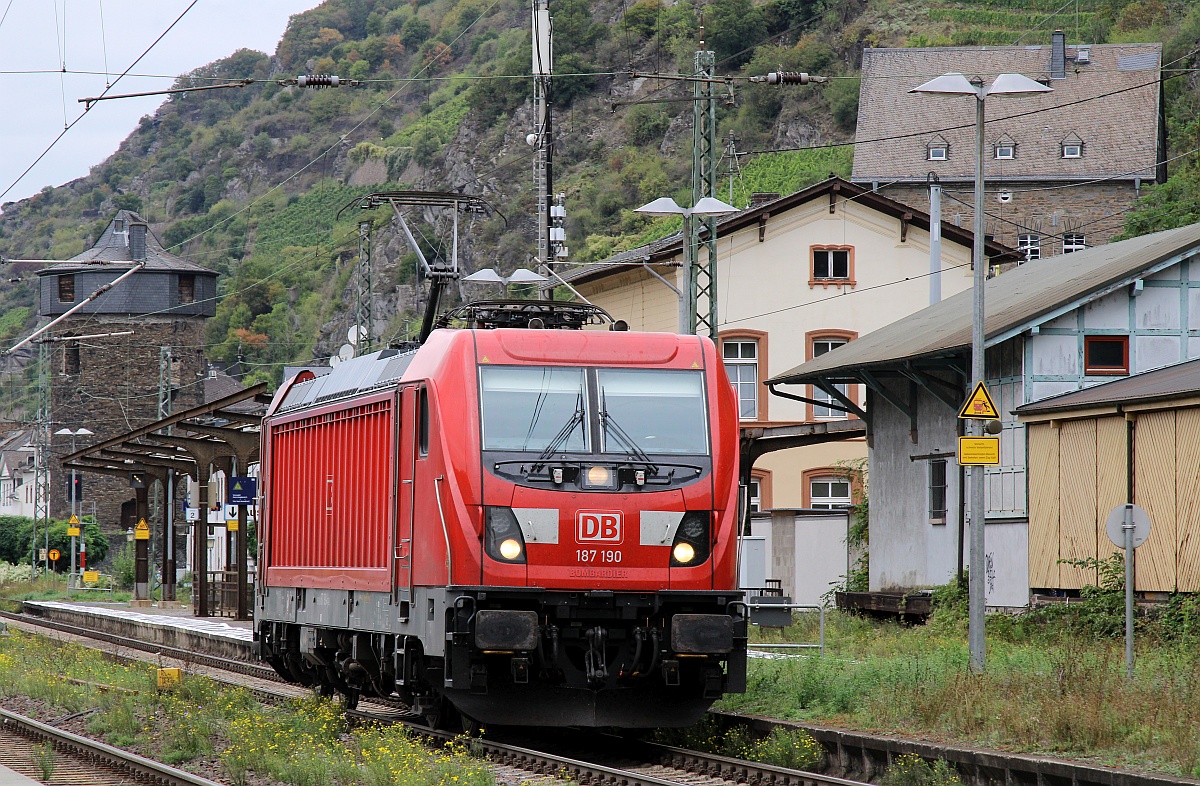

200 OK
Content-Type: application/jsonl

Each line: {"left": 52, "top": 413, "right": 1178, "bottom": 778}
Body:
{"left": 995, "top": 145, "right": 1014, "bottom": 159}
{"left": 113, "top": 218, "right": 125, "bottom": 234}
{"left": 926, "top": 135, "right": 949, "bottom": 161}
{"left": 1061, "top": 133, "right": 1084, "bottom": 159}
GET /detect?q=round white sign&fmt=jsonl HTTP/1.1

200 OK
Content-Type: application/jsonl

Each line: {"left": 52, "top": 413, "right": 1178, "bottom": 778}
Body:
{"left": 1105, "top": 503, "right": 1151, "bottom": 549}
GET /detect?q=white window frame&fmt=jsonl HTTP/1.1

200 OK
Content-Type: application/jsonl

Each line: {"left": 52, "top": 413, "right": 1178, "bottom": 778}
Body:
{"left": 811, "top": 338, "right": 849, "bottom": 419}
{"left": 812, "top": 248, "right": 850, "bottom": 280}
{"left": 1063, "top": 233, "right": 1086, "bottom": 253}
{"left": 1017, "top": 234, "right": 1041, "bottom": 262}
{"left": 723, "top": 339, "right": 759, "bottom": 420}
{"left": 748, "top": 479, "right": 762, "bottom": 513}
{"left": 810, "top": 476, "right": 852, "bottom": 509}
{"left": 928, "top": 146, "right": 948, "bottom": 161}
{"left": 995, "top": 144, "right": 1015, "bottom": 160}
{"left": 1062, "top": 144, "right": 1082, "bottom": 159}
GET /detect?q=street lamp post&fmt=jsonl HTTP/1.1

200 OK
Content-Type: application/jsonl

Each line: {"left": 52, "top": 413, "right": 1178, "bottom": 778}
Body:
{"left": 910, "top": 72, "right": 1051, "bottom": 673}
{"left": 634, "top": 196, "right": 738, "bottom": 335}
{"left": 55, "top": 427, "right": 93, "bottom": 588}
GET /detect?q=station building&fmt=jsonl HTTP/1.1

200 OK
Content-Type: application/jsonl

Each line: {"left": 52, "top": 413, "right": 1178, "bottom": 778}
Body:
{"left": 771, "top": 222, "right": 1200, "bottom": 605}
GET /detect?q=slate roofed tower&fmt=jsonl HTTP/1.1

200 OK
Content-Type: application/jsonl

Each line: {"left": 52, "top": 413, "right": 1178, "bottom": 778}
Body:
{"left": 35, "top": 210, "right": 217, "bottom": 542}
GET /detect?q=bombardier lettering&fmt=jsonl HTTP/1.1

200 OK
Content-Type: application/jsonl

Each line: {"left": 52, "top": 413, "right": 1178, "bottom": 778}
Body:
{"left": 568, "top": 567, "right": 630, "bottom": 578}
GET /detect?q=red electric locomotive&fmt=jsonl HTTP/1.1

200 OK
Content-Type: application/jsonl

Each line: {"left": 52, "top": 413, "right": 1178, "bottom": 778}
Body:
{"left": 254, "top": 302, "right": 747, "bottom": 727}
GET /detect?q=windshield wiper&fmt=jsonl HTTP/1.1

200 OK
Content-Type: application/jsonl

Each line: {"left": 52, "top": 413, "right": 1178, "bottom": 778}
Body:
{"left": 532, "top": 390, "right": 585, "bottom": 472}
{"left": 599, "top": 390, "right": 659, "bottom": 474}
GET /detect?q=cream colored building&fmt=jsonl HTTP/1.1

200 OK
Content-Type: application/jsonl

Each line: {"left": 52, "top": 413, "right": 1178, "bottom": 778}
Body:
{"left": 554, "top": 177, "right": 1013, "bottom": 510}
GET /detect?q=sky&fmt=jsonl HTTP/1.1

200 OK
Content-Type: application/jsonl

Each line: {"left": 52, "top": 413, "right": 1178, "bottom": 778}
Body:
{"left": 0, "top": 0, "right": 324, "bottom": 208}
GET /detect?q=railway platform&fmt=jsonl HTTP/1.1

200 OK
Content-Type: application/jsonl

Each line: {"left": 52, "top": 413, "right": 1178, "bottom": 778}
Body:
{"left": 0, "top": 765, "right": 40, "bottom": 786}
{"left": 21, "top": 600, "right": 253, "bottom": 660}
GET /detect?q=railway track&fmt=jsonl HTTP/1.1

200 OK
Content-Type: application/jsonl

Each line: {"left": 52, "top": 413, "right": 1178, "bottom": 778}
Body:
{"left": 0, "top": 707, "right": 226, "bottom": 786}
{"left": 2, "top": 608, "right": 872, "bottom": 786}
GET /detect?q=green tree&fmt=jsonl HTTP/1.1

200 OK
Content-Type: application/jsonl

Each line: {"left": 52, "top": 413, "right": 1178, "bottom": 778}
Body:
{"left": 551, "top": 0, "right": 604, "bottom": 52}
{"left": 706, "top": 0, "right": 767, "bottom": 67}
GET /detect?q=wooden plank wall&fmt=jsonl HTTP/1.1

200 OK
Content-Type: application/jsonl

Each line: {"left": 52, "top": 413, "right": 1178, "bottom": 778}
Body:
{"left": 1058, "top": 420, "right": 1097, "bottom": 588}
{"left": 1133, "top": 410, "right": 1176, "bottom": 592}
{"left": 1095, "top": 417, "right": 1127, "bottom": 566}
{"left": 1028, "top": 409, "right": 1200, "bottom": 594}
{"left": 1175, "top": 410, "right": 1200, "bottom": 591}
{"left": 1027, "top": 423, "right": 1060, "bottom": 588}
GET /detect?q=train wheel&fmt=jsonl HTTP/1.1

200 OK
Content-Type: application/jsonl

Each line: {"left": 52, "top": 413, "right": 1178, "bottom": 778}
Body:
{"left": 424, "top": 695, "right": 460, "bottom": 730}
{"left": 460, "top": 712, "right": 482, "bottom": 737}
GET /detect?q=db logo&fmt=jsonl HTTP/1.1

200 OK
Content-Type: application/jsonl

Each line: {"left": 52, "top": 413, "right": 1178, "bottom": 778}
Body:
{"left": 576, "top": 511, "right": 623, "bottom": 543}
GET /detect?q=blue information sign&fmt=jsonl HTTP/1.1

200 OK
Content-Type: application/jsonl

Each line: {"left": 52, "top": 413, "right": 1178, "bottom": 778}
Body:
{"left": 228, "top": 476, "right": 257, "bottom": 505}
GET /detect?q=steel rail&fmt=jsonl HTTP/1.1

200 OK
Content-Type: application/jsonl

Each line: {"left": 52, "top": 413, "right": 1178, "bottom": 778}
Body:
{"left": 5, "top": 608, "right": 871, "bottom": 786}
{"left": 0, "top": 707, "right": 227, "bottom": 786}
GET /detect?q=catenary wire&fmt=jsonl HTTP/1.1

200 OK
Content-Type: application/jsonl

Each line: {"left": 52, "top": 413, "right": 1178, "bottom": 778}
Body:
{"left": 0, "top": 0, "right": 201, "bottom": 202}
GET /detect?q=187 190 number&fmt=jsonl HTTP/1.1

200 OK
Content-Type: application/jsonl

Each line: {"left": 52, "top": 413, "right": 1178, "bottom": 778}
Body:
{"left": 576, "top": 549, "right": 622, "bottom": 563}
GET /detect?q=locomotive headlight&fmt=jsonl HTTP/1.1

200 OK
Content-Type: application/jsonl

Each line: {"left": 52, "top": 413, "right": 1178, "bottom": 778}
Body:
{"left": 673, "top": 541, "right": 696, "bottom": 564}
{"left": 484, "top": 507, "right": 527, "bottom": 564}
{"left": 499, "top": 538, "right": 523, "bottom": 560}
{"left": 670, "top": 511, "right": 712, "bottom": 567}
{"left": 581, "top": 465, "right": 616, "bottom": 490}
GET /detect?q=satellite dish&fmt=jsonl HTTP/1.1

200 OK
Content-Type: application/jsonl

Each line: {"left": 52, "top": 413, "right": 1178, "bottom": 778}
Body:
{"left": 347, "top": 325, "right": 368, "bottom": 345}
{"left": 338, "top": 344, "right": 355, "bottom": 361}
{"left": 328, "top": 355, "right": 341, "bottom": 368}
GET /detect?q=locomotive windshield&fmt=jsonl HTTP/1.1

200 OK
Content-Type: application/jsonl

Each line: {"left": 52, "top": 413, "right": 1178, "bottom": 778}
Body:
{"left": 596, "top": 369, "right": 708, "bottom": 455}
{"left": 479, "top": 365, "right": 708, "bottom": 455}
{"left": 480, "top": 366, "right": 589, "bottom": 452}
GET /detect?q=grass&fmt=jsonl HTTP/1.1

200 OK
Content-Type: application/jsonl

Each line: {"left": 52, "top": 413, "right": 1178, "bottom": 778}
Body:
{"left": 722, "top": 592, "right": 1200, "bottom": 778}
{"left": 0, "top": 630, "right": 494, "bottom": 786}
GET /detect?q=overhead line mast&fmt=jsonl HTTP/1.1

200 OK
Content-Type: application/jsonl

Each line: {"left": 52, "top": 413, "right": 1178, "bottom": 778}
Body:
{"left": 533, "top": 0, "right": 553, "bottom": 298}
{"left": 691, "top": 27, "right": 718, "bottom": 337}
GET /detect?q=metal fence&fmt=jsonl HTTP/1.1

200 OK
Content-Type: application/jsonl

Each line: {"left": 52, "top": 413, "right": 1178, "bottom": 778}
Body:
{"left": 200, "top": 570, "right": 256, "bottom": 617}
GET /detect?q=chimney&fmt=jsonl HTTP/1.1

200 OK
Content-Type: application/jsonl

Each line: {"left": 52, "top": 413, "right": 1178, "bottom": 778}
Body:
{"left": 129, "top": 221, "right": 147, "bottom": 261}
{"left": 1050, "top": 30, "right": 1066, "bottom": 79}
{"left": 749, "top": 192, "right": 780, "bottom": 208}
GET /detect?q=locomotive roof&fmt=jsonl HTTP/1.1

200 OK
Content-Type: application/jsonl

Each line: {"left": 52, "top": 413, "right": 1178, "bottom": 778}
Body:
{"left": 272, "top": 328, "right": 711, "bottom": 415}
{"left": 274, "top": 347, "right": 419, "bottom": 413}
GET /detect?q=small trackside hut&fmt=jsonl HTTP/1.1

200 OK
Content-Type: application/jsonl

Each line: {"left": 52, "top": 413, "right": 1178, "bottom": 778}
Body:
{"left": 254, "top": 302, "right": 747, "bottom": 728}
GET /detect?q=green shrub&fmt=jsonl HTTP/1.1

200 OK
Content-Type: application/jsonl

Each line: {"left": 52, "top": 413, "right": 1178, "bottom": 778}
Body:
{"left": 624, "top": 105, "right": 671, "bottom": 146}
{"left": 882, "top": 754, "right": 963, "bottom": 786}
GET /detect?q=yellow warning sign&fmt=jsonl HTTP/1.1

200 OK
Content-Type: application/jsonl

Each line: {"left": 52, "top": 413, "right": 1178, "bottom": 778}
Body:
{"left": 67, "top": 527, "right": 80, "bottom": 537}
{"left": 82, "top": 571, "right": 99, "bottom": 584}
{"left": 68, "top": 514, "right": 80, "bottom": 537}
{"left": 135, "top": 518, "right": 150, "bottom": 540}
{"left": 958, "top": 382, "right": 1000, "bottom": 420}
{"left": 226, "top": 518, "right": 239, "bottom": 532}
{"left": 68, "top": 514, "right": 79, "bottom": 524}
{"left": 958, "top": 436, "right": 1001, "bottom": 466}
{"left": 480, "top": 355, "right": 490, "bottom": 363}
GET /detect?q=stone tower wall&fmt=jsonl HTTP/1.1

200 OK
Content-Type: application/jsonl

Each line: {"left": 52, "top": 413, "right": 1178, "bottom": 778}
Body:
{"left": 49, "top": 315, "right": 208, "bottom": 551}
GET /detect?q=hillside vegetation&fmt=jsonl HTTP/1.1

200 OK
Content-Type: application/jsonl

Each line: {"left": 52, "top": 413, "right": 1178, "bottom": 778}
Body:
{"left": 0, "top": 0, "right": 1197, "bottom": 390}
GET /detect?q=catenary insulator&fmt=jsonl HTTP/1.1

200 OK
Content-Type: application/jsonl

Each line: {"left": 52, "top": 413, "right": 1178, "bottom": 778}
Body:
{"left": 297, "top": 74, "right": 341, "bottom": 88}
{"left": 750, "top": 72, "right": 828, "bottom": 85}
